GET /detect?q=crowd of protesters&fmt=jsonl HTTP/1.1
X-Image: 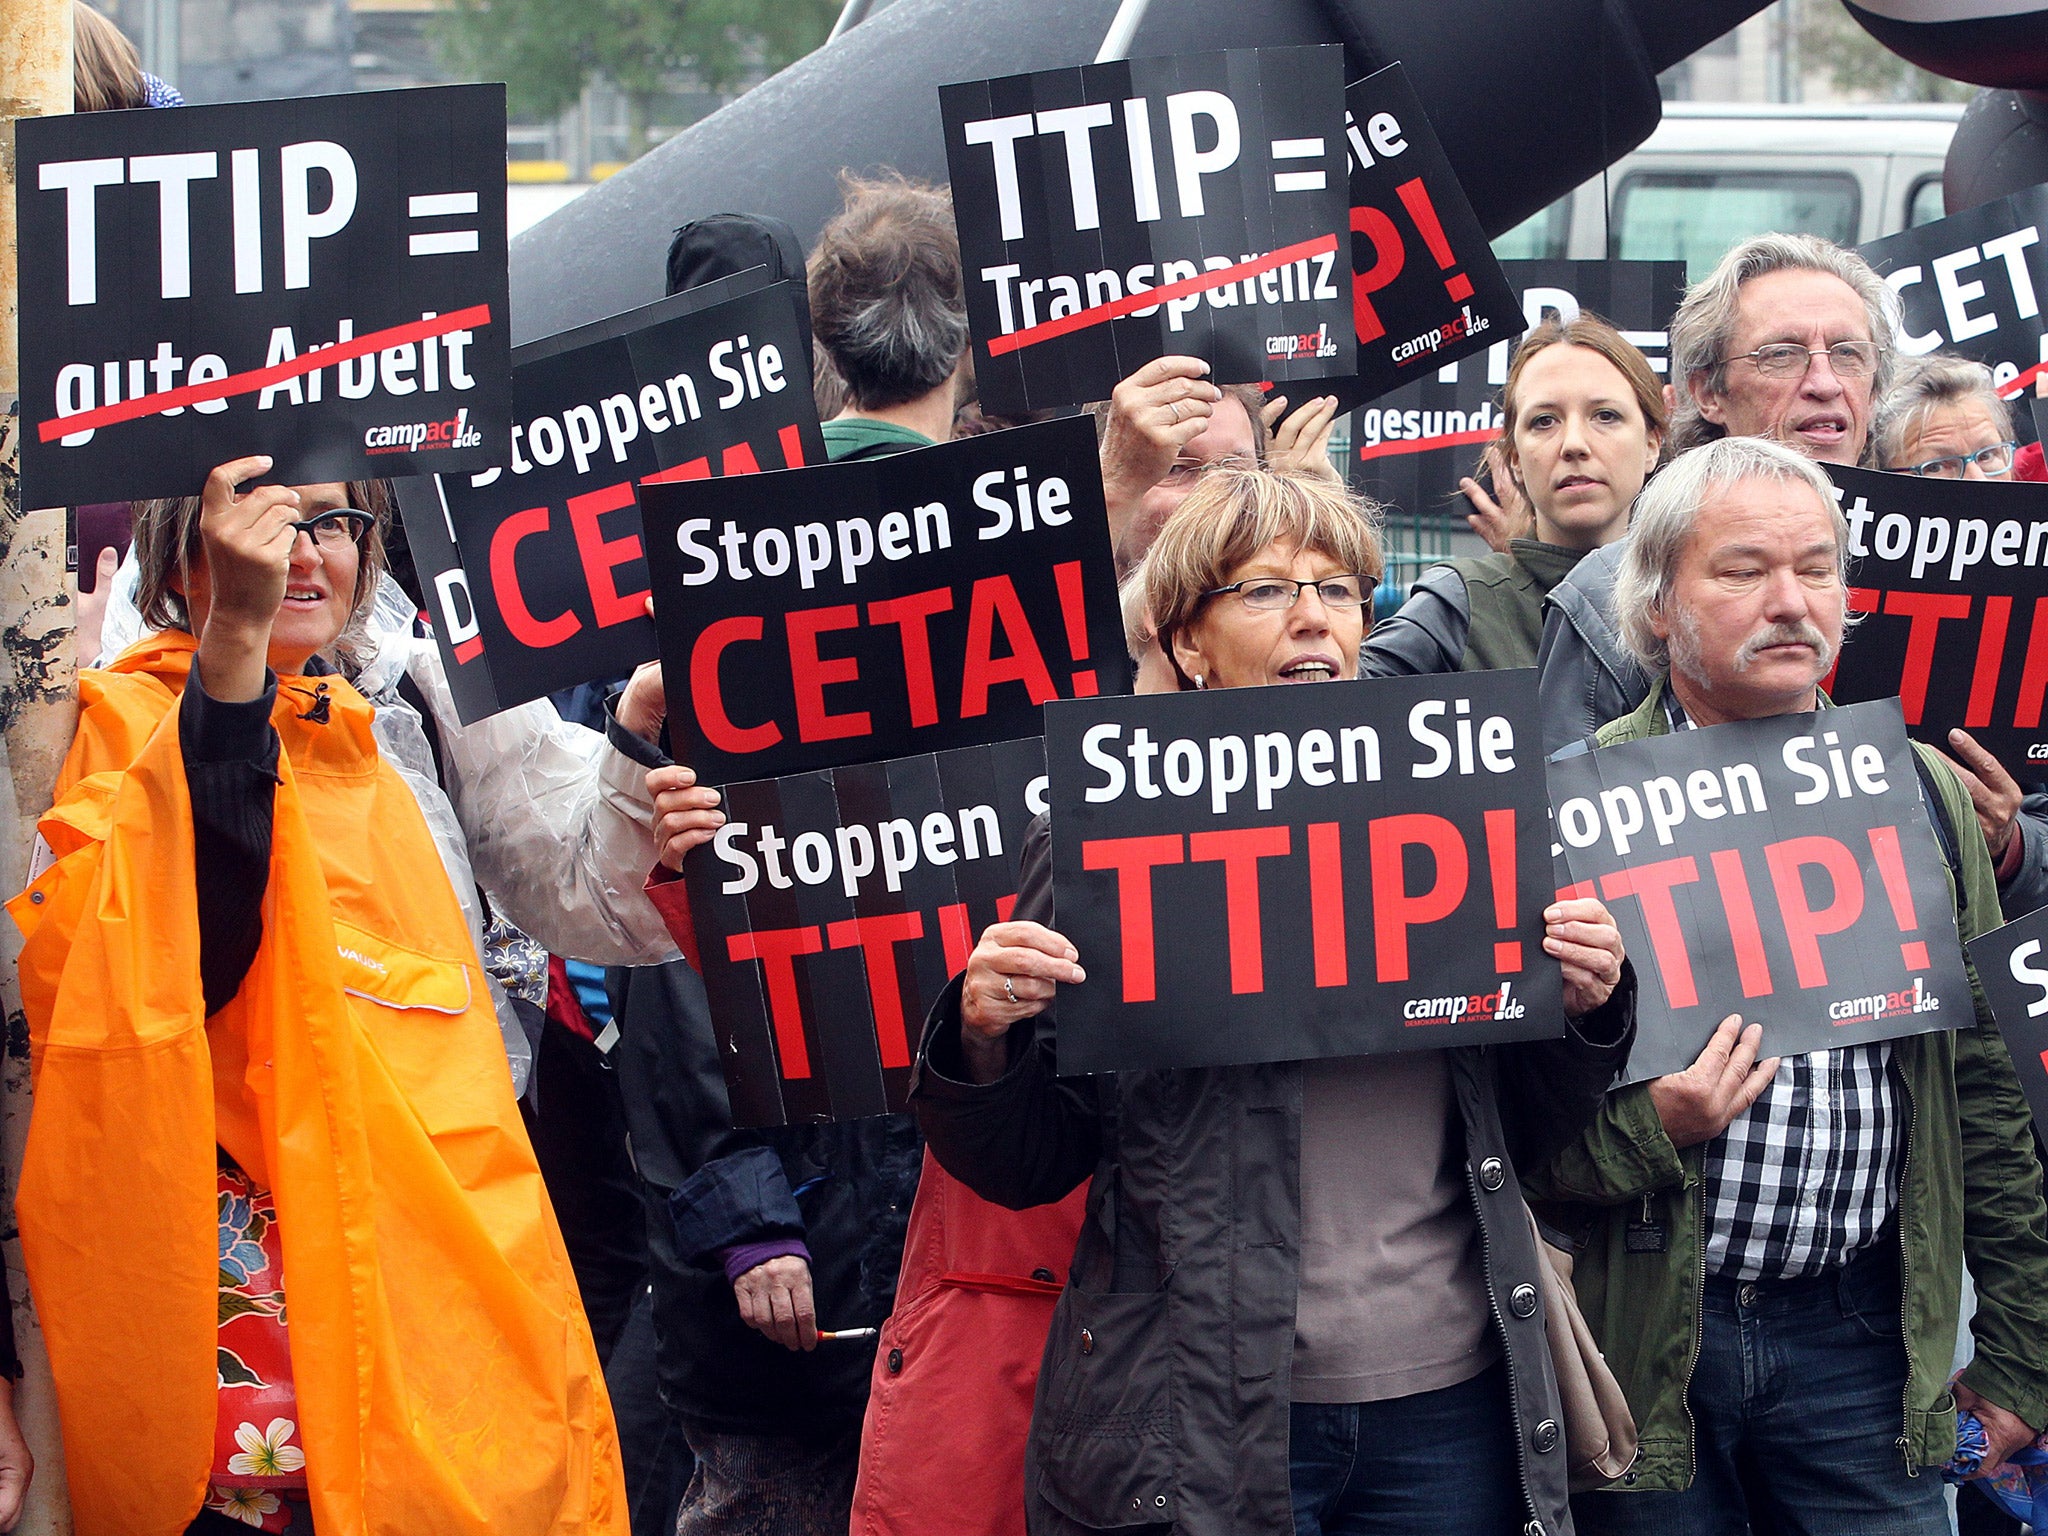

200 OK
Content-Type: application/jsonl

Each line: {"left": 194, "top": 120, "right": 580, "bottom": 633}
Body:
{"left": 11, "top": 12, "right": 2048, "bottom": 1536}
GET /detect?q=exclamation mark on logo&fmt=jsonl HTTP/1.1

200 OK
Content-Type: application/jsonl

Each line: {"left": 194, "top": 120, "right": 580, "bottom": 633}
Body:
{"left": 1396, "top": 177, "right": 1474, "bottom": 303}
{"left": 1868, "top": 825, "right": 1928, "bottom": 970}
{"left": 1053, "top": 560, "right": 1098, "bottom": 697}
{"left": 1484, "top": 808, "right": 1520, "bottom": 972}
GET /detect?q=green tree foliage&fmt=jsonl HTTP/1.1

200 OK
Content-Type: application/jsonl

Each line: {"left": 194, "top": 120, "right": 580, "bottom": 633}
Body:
{"left": 1797, "top": 1, "right": 1972, "bottom": 103}
{"left": 436, "top": 0, "right": 840, "bottom": 159}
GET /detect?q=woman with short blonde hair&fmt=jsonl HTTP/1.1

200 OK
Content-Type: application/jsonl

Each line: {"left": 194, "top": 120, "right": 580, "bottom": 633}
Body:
{"left": 916, "top": 464, "right": 1634, "bottom": 1536}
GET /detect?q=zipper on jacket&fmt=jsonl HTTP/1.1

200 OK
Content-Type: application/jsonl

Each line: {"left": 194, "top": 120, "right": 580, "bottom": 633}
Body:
{"left": 1682, "top": 1176, "right": 1706, "bottom": 1488}
{"left": 1892, "top": 1054, "right": 1919, "bottom": 1476}
{"left": 1467, "top": 1160, "right": 1538, "bottom": 1526}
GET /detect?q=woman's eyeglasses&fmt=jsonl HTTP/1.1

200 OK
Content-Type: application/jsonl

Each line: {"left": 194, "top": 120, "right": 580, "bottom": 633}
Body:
{"left": 1901, "top": 441, "right": 2017, "bottom": 479}
{"left": 1723, "top": 341, "right": 1883, "bottom": 379}
{"left": 289, "top": 509, "right": 374, "bottom": 549}
{"left": 1203, "top": 575, "right": 1368, "bottom": 612}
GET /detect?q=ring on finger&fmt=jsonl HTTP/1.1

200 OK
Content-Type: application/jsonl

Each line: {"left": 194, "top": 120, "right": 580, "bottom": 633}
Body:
{"left": 1168, "top": 400, "right": 1182, "bottom": 423}
{"left": 1003, "top": 975, "right": 1019, "bottom": 1006}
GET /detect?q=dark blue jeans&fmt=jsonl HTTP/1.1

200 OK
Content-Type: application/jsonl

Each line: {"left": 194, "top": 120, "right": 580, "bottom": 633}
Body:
{"left": 1288, "top": 1361, "right": 1525, "bottom": 1536}
{"left": 1573, "top": 1242, "right": 1950, "bottom": 1536}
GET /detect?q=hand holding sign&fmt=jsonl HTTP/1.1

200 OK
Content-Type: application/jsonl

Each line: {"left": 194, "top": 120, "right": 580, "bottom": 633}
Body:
{"left": 1545, "top": 895, "right": 1626, "bottom": 1019}
{"left": 1099, "top": 356, "right": 1224, "bottom": 527}
{"left": 1644, "top": 1016, "right": 1780, "bottom": 1150}
{"left": 650, "top": 765, "right": 725, "bottom": 871}
{"left": 194, "top": 457, "right": 304, "bottom": 702}
{"left": 959, "top": 921, "right": 1087, "bottom": 1084}
{"left": 1936, "top": 728, "right": 2025, "bottom": 862}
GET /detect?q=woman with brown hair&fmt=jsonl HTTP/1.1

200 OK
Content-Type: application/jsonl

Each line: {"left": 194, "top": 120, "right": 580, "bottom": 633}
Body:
{"left": 1364, "top": 313, "right": 1667, "bottom": 677}
{"left": 15, "top": 457, "right": 681, "bottom": 1534}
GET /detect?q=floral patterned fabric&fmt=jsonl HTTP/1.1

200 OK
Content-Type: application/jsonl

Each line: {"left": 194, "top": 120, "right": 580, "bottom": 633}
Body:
{"left": 210, "top": 1163, "right": 304, "bottom": 1531}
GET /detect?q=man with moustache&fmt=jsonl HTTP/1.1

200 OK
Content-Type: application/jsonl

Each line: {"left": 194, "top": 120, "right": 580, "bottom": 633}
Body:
{"left": 1536, "top": 234, "right": 2045, "bottom": 913}
{"left": 1528, "top": 435, "right": 2048, "bottom": 1535}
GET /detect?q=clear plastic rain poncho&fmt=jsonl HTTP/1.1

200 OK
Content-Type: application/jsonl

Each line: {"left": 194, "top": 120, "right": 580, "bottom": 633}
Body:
{"left": 100, "top": 560, "right": 681, "bottom": 1093}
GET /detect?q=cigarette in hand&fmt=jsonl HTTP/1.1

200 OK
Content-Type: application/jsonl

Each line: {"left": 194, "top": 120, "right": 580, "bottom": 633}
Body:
{"left": 816, "top": 1326, "right": 879, "bottom": 1341}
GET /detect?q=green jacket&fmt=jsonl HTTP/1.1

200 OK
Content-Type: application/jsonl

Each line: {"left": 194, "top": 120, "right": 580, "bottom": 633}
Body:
{"left": 1528, "top": 682, "right": 2048, "bottom": 1492}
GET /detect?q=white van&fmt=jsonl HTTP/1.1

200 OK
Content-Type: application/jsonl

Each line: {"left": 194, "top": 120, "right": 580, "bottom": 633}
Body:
{"left": 1490, "top": 102, "right": 1962, "bottom": 279}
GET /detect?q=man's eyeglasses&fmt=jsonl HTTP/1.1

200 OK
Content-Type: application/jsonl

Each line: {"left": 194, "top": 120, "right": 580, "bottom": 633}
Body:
{"left": 289, "top": 509, "right": 374, "bottom": 549}
{"left": 1902, "top": 440, "right": 2017, "bottom": 480}
{"left": 1724, "top": 341, "right": 1883, "bottom": 380}
{"left": 1203, "top": 575, "right": 1369, "bottom": 612}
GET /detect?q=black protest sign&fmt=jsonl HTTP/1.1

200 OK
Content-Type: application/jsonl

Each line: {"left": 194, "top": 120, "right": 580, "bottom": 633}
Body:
{"left": 1045, "top": 670, "right": 1562, "bottom": 1075}
{"left": 1967, "top": 904, "right": 2048, "bottom": 1132}
{"left": 1861, "top": 184, "right": 2048, "bottom": 445}
{"left": 1348, "top": 260, "right": 1686, "bottom": 516}
{"left": 16, "top": 85, "right": 510, "bottom": 507}
{"left": 682, "top": 738, "right": 1046, "bottom": 1126}
{"left": 640, "top": 414, "right": 1125, "bottom": 783}
{"left": 1824, "top": 462, "right": 2048, "bottom": 774}
{"left": 1548, "top": 700, "right": 1970, "bottom": 1084}
{"left": 942, "top": 46, "right": 1354, "bottom": 416}
{"left": 1312, "top": 63, "right": 1523, "bottom": 416}
{"left": 394, "top": 275, "right": 822, "bottom": 723}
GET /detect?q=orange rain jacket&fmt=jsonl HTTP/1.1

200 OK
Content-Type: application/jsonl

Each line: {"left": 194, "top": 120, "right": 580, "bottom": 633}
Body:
{"left": 9, "top": 633, "right": 625, "bottom": 1536}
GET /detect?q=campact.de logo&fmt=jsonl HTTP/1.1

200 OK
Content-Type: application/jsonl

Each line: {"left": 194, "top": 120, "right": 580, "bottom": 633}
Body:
{"left": 1402, "top": 979, "right": 1527, "bottom": 1025}
{"left": 1265, "top": 323, "right": 1339, "bottom": 361}
{"left": 1827, "top": 977, "right": 1941, "bottom": 1024}
{"left": 364, "top": 407, "right": 480, "bottom": 455}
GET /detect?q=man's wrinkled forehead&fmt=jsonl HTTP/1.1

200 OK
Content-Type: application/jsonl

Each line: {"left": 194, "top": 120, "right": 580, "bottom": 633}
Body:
{"left": 1733, "top": 270, "right": 1873, "bottom": 346}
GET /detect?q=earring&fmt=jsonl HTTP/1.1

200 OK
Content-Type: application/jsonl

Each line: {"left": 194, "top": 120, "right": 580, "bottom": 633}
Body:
{"left": 1194, "top": 675, "right": 1206, "bottom": 690}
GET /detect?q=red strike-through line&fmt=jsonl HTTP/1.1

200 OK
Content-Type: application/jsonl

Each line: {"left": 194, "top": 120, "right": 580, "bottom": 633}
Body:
{"left": 1997, "top": 360, "right": 2044, "bottom": 400}
{"left": 37, "top": 304, "right": 494, "bottom": 442}
{"left": 1357, "top": 426, "right": 1495, "bottom": 462}
{"left": 985, "top": 234, "right": 1340, "bottom": 357}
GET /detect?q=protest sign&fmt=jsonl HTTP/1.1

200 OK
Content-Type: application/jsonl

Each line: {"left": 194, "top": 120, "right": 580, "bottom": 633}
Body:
{"left": 639, "top": 413, "right": 1125, "bottom": 782}
{"left": 1968, "top": 903, "right": 2048, "bottom": 1132}
{"left": 1823, "top": 462, "right": 2048, "bottom": 773}
{"left": 16, "top": 84, "right": 510, "bottom": 506}
{"left": 942, "top": 46, "right": 1354, "bottom": 415}
{"left": 1861, "top": 184, "right": 2048, "bottom": 444}
{"left": 1348, "top": 259, "right": 1685, "bottom": 516}
{"left": 1312, "top": 63, "right": 1523, "bottom": 416}
{"left": 1044, "top": 670, "right": 1562, "bottom": 1074}
{"left": 1548, "top": 700, "right": 1970, "bottom": 1083}
{"left": 394, "top": 274, "right": 822, "bottom": 722}
{"left": 682, "top": 737, "right": 1046, "bottom": 1126}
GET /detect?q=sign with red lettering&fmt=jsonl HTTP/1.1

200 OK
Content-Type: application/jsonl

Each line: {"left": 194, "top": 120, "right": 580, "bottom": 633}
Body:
{"left": 942, "top": 46, "right": 1355, "bottom": 415}
{"left": 1825, "top": 462, "right": 2048, "bottom": 774}
{"left": 1312, "top": 62, "right": 1523, "bottom": 416}
{"left": 1861, "top": 183, "right": 2048, "bottom": 445}
{"left": 1348, "top": 259, "right": 1685, "bottom": 516}
{"left": 1969, "top": 903, "right": 2048, "bottom": 1132}
{"left": 681, "top": 738, "right": 1046, "bottom": 1126}
{"left": 638, "top": 414, "right": 1125, "bottom": 782}
{"left": 16, "top": 84, "right": 512, "bottom": 507}
{"left": 1548, "top": 700, "right": 1970, "bottom": 1084}
{"left": 1043, "top": 670, "right": 1562, "bottom": 1074}
{"left": 394, "top": 273, "right": 823, "bottom": 722}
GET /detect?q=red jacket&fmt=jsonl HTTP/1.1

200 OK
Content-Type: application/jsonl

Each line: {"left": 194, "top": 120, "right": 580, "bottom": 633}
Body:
{"left": 850, "top": 1151, "right": 1085, "bottom": 1536}
{"left": 2016, "top": 440, "right": 2044, "bottom": 482}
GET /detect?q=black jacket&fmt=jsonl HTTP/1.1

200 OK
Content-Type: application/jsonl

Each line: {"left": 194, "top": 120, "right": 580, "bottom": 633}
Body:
{"left": 912, "top": 819, "right": 1634, "bottom": 1536}
{"left": 608, "top": 959, "right": 922, "bottom": 1437}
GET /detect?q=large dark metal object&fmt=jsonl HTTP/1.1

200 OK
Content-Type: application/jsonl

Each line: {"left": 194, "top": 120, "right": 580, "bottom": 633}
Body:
{"left": 1836, "top": 1, "right": 2048, "bottom": 211}
{"left": 508, "top": 0, "right": 1774, "bottom": 344}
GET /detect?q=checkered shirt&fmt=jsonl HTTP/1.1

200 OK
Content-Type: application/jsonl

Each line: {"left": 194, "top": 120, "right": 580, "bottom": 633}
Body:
{"left": 1664, "top": 695, "right": 1902, "bottom": 1281}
